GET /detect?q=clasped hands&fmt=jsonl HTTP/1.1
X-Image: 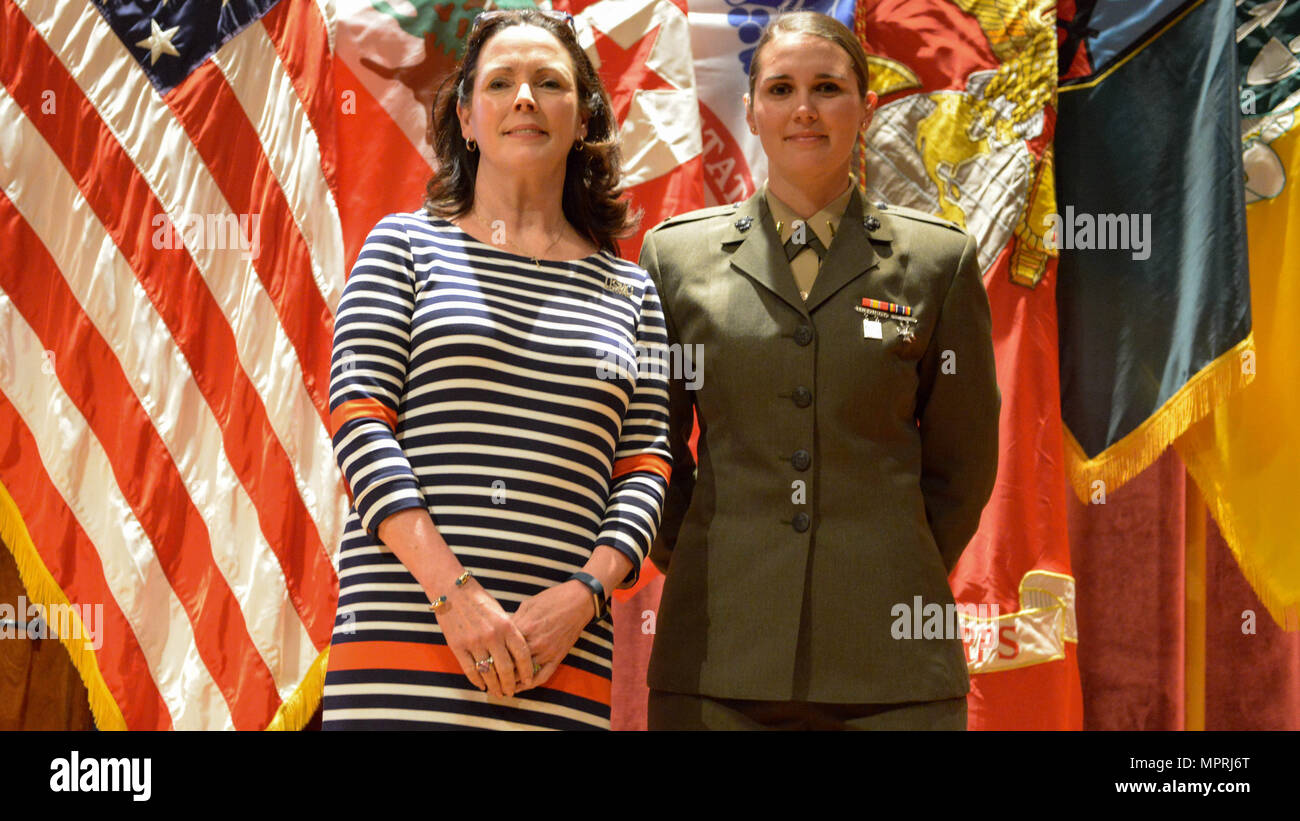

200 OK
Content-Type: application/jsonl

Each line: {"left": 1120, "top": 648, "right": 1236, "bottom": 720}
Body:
{"left": 434, "top": 577, "right": 596, "bottom": 699}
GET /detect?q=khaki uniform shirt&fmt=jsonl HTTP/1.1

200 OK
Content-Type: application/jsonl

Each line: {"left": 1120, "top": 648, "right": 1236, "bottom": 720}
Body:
{"left": 765, "top": 181, "right": 854, "bottom": 301}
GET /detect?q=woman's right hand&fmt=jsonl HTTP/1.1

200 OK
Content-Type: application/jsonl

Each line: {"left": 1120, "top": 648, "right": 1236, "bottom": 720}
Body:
{"left": 432, "top": 578, "right": 535, "bottom": 698}
{"left": 375, "top": 509, "right": 535, "bottom": 697}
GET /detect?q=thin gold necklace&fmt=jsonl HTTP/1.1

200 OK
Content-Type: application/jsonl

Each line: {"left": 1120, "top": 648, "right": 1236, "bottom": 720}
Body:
{"left": 470, "top": 211, "right": 566, "bottom": 267}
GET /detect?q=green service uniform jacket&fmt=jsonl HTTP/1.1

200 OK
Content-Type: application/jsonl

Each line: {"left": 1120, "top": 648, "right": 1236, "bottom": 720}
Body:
{"left": 639, "top": 187, "right": 1000, "bottom": 704}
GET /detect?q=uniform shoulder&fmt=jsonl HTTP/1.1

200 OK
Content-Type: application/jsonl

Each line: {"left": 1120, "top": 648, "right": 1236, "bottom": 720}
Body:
{"left": 648, "top": 203, "right": 741, "bottom": 234}
{"left": 875, "top": 202, "right": 967, "bottom": 235}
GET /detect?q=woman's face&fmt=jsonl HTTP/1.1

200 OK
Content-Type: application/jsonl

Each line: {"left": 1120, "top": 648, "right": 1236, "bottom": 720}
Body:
{"left": 745, "top": 32, "right": 876, "bottom": 184}
{"left": 458, "top": 25, "right": 587, "bottom": 176}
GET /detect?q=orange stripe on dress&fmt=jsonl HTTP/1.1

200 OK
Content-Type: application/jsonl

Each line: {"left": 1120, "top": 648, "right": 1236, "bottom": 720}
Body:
{"left": 611, "top": 453, "right": 671, "bottom": 483}
{"left": 330, "top": 397, "right": 398, "bottom": 435}
{"left": 327, "top": 641, "right": 612, "bottom": 706}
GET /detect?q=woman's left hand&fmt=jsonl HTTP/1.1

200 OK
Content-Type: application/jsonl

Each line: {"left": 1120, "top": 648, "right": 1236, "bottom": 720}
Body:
{"left": 511, "top": 581, "right": 596, "bottom": 690}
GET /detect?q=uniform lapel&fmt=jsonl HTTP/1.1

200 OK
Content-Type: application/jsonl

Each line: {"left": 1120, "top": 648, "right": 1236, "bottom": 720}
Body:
{"left": 724, "top": 188, "right": 807, "bottom": 315}
{"left": 804, "top": 190, "right": 891, "bottom": 313}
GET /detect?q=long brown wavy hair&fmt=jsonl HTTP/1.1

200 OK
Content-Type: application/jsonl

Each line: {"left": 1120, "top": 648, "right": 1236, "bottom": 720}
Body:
{"left": 424, "top": 9, "right": 637, "bottom": 255}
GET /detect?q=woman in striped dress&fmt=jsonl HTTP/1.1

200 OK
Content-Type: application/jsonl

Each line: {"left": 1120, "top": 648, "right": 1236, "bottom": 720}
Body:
{"left": 321, "top": 9, "right": 672, "bottom": 730}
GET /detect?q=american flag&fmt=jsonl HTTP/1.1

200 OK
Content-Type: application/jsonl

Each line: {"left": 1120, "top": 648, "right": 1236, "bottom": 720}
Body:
{"left": 0, "top": 0, "right": 344, "bottom": 729}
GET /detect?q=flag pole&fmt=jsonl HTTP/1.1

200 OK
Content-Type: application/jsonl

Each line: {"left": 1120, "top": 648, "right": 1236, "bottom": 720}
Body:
{"left": 1184, "top": 475, "right": 1207, "bottom": 730}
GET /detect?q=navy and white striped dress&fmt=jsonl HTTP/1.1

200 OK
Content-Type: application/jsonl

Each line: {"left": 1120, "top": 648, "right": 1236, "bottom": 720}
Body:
{"left": 321, "top": 212, "right": 672, "bottom": 730}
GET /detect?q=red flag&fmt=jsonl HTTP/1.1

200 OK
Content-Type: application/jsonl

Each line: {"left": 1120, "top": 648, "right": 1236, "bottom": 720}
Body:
{"left": 855, "top": 0, "right": 1082, "bottom": 729}
{"left": 0, "top": 0, "right": 342, "bottom": 729}
{"left": 554, "top": 0, "right": 705, "bottom": 260}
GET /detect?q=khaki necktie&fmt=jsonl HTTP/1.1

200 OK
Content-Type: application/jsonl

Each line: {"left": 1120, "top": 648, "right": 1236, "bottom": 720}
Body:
{"left": 783, "top": 232, "right": 828, "bottom": 263}
{"left": 767, "top": 181, "right": 853, "bottom": 301}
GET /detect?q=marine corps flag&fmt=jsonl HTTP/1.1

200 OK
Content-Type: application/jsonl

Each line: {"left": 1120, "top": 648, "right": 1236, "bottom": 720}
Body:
{"left": 854, "top": 0, "right": 1080, "bottom": 729}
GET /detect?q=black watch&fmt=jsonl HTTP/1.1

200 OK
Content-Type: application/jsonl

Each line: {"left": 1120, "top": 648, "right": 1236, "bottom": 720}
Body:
{"left": 568, "top": 572, "right": 609, "bottom": 620}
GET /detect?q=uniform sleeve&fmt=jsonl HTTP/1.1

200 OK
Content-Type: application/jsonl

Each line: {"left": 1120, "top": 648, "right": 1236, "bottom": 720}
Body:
{"left": 915, "top": 233, "right": 1001, "bottom": 572}
{"left": 594, "top": 267, "right": 674, "bottom": 588}
{"left": 329, "top": 215, "right": 427, "bottom": 538}
{"left": 637, "top": 231, "right": 697, "bottom": 575}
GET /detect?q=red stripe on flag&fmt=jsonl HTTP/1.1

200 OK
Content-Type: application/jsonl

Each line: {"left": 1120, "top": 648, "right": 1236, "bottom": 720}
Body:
{"left": 261, "top": 0, "right": 339, "bottom": 201}
{"left": 1, "top": 193, "right": 279, "bottom": 728}
{"left": 0, "top": 3, "right": 337, "bottom": 648}
{"left": 164, "top": 59, "right": 333, "bottom": 428}
{"left": 0, "top": 396, "right": 171, "bottom": 730}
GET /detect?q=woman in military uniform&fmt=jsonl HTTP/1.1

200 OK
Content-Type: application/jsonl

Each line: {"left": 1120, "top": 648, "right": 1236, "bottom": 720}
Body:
{"left": 639, "top": 12, "right": 1000, "bottom": 730}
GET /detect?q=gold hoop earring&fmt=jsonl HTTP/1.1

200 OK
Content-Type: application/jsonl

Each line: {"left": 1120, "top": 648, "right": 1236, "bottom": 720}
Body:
{"left": 573, "top": 138, "right": 584, "bottom": 151}
{"left": 466, "top": 137, "right": 477, "bottom": 152}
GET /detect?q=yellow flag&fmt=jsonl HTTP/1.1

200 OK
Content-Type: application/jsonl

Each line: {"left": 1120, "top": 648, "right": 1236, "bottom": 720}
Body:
{"left": 1177, "top": 124, "right": 1300, "bottom": 630}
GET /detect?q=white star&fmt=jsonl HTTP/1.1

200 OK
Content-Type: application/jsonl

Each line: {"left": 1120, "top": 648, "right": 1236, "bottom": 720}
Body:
{"left": 135, "top": 18, "right": 181, "bottom": 66}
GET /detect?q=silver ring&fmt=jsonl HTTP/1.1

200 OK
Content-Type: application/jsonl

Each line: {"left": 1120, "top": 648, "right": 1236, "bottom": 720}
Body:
{"left": 475, "top": 656, "right": 494, "bottom": 675}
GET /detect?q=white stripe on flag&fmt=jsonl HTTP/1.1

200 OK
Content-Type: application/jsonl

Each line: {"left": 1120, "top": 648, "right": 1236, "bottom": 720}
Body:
{"left": 312, "top": 0, "right": 336, "bottom": 53}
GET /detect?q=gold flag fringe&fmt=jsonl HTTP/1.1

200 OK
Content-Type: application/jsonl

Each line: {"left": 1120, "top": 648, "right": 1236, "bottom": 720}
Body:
{"left": 1, "top": 477, "right": 334, "bottom": 727}
{"left": 265, "top": 646, "right": 329, "bottom": 730}
{"left": 1178, "top": 423, "right": 1300, "bottom": 633}
{"left": 0, "top": 478, "right": 127, "bottom": 730}
{"left": 1065, "top": 330, "right": 1299, "bottom": 630}
{"left": 1063, "top": 332, "right": 1256, "bottom": 503}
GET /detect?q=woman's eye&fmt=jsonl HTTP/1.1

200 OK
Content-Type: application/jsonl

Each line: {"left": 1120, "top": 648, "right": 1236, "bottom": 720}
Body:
{"left": 766, "top": 83, "right": 791, "bottom": 96}
{"left": 816, "top": 82, "right": 843, "bottom": 94}
{"left": 487, "top": 78, "right": 510, "bottom": 90}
